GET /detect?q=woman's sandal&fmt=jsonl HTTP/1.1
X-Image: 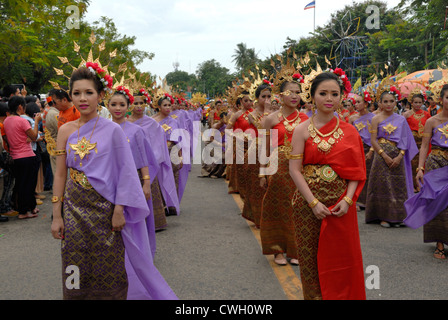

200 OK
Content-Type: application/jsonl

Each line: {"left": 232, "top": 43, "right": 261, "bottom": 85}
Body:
{"left": 434, "top": 247, "right": 446, "bottom": 260}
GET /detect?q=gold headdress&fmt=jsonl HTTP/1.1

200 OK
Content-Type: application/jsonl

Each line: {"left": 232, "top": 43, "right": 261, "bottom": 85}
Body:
{"left": 429, "top": 70, "right": 448, "bottom": 99}
{"left": 271, "top": 54, "right": 304, "bottom": 95}
{"left": 50, "top": 31, "right": 117, "bottom": 96}
{"left": 408, "top": 87, "right": 427, "bottom": 103}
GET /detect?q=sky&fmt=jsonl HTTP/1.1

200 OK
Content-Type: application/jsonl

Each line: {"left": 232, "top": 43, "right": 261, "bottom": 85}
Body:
{"left": 83, "top": 0, "right": 402, "bottom": 81}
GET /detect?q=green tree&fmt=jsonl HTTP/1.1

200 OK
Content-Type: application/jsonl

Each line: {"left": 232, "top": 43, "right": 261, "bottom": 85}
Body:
{"left": 196, "top": 59, "right": 233, "bottom": 98}
{"left": 232, "top": 42, "right": 261, "bottom": 75}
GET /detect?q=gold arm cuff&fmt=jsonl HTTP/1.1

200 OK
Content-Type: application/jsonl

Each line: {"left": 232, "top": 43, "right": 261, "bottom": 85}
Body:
{"left": 142, "top": 175, "right": 151, "bottom": 181}
{"left": 378, "top": 149, "right": 384, "bottom": 156}
{"left": 416, "top": 167, "right": 425, "bottom": 173}
{"left": 343, "top": 196, "right": 353, "bottom": 206}
{"left": 421, "top": 132, "right": 431, "bottom": 138}
{"left": 369, "top": 129, "right": 378, "bottom": 134}
{"left": 288, "top": 153, "right": 304, "bottom": 160}
{"left": 400, "top": 150, "right": 406, "bottom": 156}
{"left": 51, "top": 196, "right": 64, "bottom": 203}
{"left": 54, "top": 149, "right": 67, "bottom": 156}
{"left": 308, "top": 198, "right": 319, "bottom": 209}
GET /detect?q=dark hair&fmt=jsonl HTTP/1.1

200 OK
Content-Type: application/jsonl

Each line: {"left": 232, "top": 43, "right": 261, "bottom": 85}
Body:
{"left": 0, "top": 102, "right": 9, "bottom": 117}
{"left": 280, "top": 81, "right": 302, "bottom": 93}
{"left": 49, "top": 87, "right": 71, "bottom": 102}
{"left": 25, "top": 102, "right": 40, "bottom": 118}
{"left": 8, "top": 96, "right": 26, "bottom": 114}
{"left": 410, "top": 94, "right": 425, "bottom": 102}
{"left": 25, "top": 96, "right": 37, "bottom": 104}
{"left": 2, "top": 85, "right": 17, "bottom": 98}
{"left": 380, "top": 91, "right": 396, "bottom": 102}
{"left": 236, "top": 90, "right": 250, "bottom": 106}
{"left": 255, "top": 84, "right": 272, "bottom": 99}
{"left": 69, "top": 67, "right": 104, "bottom": 96}
{"left": 111, "top": 92, "right": 130, "bottom": 106}
{"left": 310, "top": 72, "right": 344, "bottom": 98}
{"left": 157, "top": 96, "right": 170, "bottom": 107}
{"left": 440, "top": 84, "right": 448, "bottom": 100}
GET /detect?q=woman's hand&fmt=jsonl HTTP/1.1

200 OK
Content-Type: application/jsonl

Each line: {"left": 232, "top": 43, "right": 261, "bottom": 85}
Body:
{"left": 260, "top": 176, "right": 267, "bottom": 188}
{"left": 312, "top": 202, "right": 332, "bottom": 220}
{"left": 112, "top": 205, "right": 126, "bottom": 232}
{"left": 142, "top": 180, "right": 151, "bottom": 200}
{"left": 51, "top": 216, "right": 65, "bottom": 240}
{"left": 416, "top": 170, "right": 425, "bottom": 189}
{"left": 365, "top": 150, "right": 373, "bottom": 161}
{"left": 389, "top": 154, "right": 403, "bottom": 169}
{"left": 331, "top": 200, "right": 350, "bottom": 218}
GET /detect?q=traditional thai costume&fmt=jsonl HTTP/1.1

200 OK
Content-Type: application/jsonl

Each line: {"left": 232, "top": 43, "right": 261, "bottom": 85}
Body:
{"left": 260, "top": 110, "right": 307, "bottom": 258}
{"left": 406, "top": 110, "right": 431, "bottom": 190}
{"left": 240, "top": 111, "right": 267, "bottom": 228}
{"left": 133, "top": 115, "right": 180, "bottom": 221}
{"left": 232, "top": 108, "right": 254, "bottom": 202}
{"left": 62, "top": 116, "right": 177, "bottom": 300}
{"left": 352, "top": 112, "right": 375, "bottom": 206}
{"left": 404, "top": 120, "right": 448, "bottom": 245}
{"left": 119, "top": 120, "right": 159, "bottom": 257}
{"left": 365, "top": 113, "right": 418, "bottom": 224}
{"left": 291, "top": 117, "right": 366, "bottom": 300}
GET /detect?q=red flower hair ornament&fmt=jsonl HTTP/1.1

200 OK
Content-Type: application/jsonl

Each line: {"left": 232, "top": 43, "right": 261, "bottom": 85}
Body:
{"left": 363, "top": 91, "right": 372, "bottom": 103}
{"left": 292, "top": 73, "right": 304, "bottom": 84}
{"left": 139, "top": 89, "right": 151, "bottom": 104}
{"left": 86, "top": 62, "right": 114, "bottom": 93}
{"left": 327, "top": 68, "right": 352, "bottom": 96}
{"left": 115, "top": 85, "right": 134, "bottom": 105}
{"left": 388, "top": 86, "right": 402, "bottom": 101}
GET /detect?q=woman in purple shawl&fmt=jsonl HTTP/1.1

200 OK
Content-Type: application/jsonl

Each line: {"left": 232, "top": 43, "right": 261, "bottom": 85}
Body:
{"left": 152, "top": 94, "right": 187, "bottom": 209}
{"left": 129, "top": 92, "right": 180, "bottom": 221}
{"left": 404, "top": 84, "right": 448, "bottom": 259}
{"left": 107, "top": 86, "right": 160, "bottom": 258}
{"left": 366, "top": 87, "right": 418, "bottom": 227}
{"left": 50, "top": 67, "right": 177, "bottom": 300}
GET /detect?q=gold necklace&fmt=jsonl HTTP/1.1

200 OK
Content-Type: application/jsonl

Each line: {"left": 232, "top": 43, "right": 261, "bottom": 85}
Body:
{"left": 69, "top": 115, "right": 100, "bottom": 167}
{"left": 308, "top": 116, "right": 344, "bottom": 153}
{"left": 121, "top": 120, "right": 130, "bottom": 143}
{"left": 279, "top": 109, "right": 301, "bottom": 132}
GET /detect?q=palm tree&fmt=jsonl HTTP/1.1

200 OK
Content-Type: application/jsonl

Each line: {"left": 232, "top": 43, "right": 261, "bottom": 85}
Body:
{"left": 232, "top": 42, "right": 260, "bottom": 73}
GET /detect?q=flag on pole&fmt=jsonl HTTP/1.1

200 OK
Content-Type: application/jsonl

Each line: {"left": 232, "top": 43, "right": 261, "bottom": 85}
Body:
{"left": 304, "top": 1, "right": 315, "bottom": 10}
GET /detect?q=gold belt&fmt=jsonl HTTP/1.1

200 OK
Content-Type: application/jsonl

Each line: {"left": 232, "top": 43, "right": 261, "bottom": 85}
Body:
{"left": 302, "top": 164, "right": 339, "bottom": 183}
{"left": 378, "top": 138, "right": 397, "bottom": 147}
{"left": 430, "top": 148, "right": 448, "bottom": 159}
{"left": 70, "top": 168, "right": 93, "bottom": 190}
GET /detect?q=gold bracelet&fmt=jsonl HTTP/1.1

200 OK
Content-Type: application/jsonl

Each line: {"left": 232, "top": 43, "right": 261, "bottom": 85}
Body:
{"left": 416, "top": 167, "right": 425, "bottom": 173}
{"left": 378, "top": 149, "right": 384, "bottom": 156}
{"left": 258, "top": 174, "right": 266, "bottom": 179}
{"left": 400, "top": 150, "right": 406, "bottom": 156}
{"left": 287, "top": 153, "right": 304, "bottom": 160}
{"left": 51, "top": 196, "right": 64, "bottom": 203}
{"left": 54, "top": 149, "right": 67, "bottom": 156}
{"left": 142, "top": 175, "right": 151, "bottom": 181}
{"left": 343, "top": 196, "right": 353, "bottom": 206}
{"left": 308, "top": 198, "right": 319, "bottom": 209}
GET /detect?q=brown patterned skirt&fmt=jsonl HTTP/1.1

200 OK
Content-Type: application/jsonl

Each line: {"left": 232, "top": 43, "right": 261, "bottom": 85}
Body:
{"left": 62, "top": 169, "right": 128, "bottom": 300}
{"left": 365, "top": 140, "right": 408, "bottom": 223}
{"left": 151, "top": 177, "right": 168, "bottom": 230}
{"left": 241, "top": 139, "right": 266, "bottom": 227}
{"left": 260, "top": 148, "right": 298, "bottom": 258}
{"left": 291, "top": 164, "right": 348, "bottom": 300}
{"left": 423, "top": 147, "right": 448, "bottom": 245}
{"left": 234, "top": 137, "right": 249, "bottom": 201}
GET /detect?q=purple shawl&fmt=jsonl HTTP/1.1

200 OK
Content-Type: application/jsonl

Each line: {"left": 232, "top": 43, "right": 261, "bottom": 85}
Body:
{"left": 120, "top": 120, "right": 160, "bottom": 258}
{"left": 158, "top": 113, "right": 190, "bottom": 203}
{"left": 430, "top": 121, "right": 448, "bottom": 148}
{"left": 353, "top": 113, "right": 375, "bottom": 146}
{"left": 404, "top": 165, "right": 448, "bottom": 229}
{"left": 133, "top": 115, "right": 180, "bottom": 214}
{"left": 377, "top": 113, "right": 419, "bottom": 200}
{"left": 404, "top": 121, "right": 448, "bottom": 229}
{"left": 66, "top": 116, "right": 177, "bottom": 300}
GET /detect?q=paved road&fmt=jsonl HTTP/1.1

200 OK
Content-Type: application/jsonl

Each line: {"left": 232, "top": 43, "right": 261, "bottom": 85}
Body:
{"left": 0, "top": 164, "right": 447, "bottom": 300}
